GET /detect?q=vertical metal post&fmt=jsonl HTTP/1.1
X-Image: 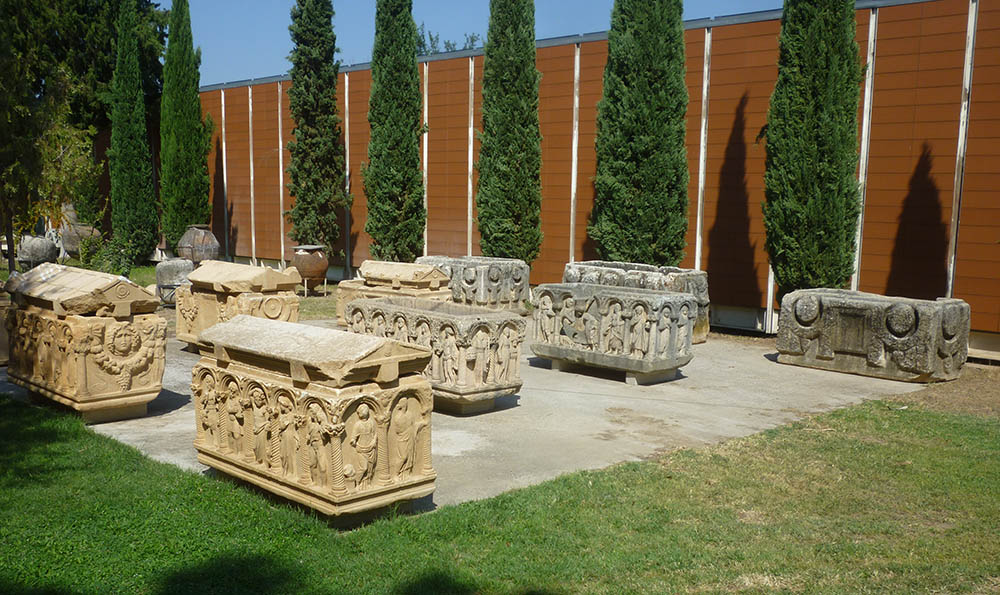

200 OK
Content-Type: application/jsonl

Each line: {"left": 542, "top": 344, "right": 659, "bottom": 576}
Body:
{"left": 765, "top": 266, "right": 777, "bottom": 334}
{"left": 467, "top": 56, "right": 475, "bottom": 256}
{"left": 277, "top": 81, "right": 286, "bottom": 268}
{"left": 694, "top": 27, "right": 712, "bottom": 271}
{"left": 220, "top": 89, "right": 230, "bottom": 260}
{"left": 568, "top": 43, "right": 581, "bottom": 263}
{"left": 248, "top": 85, "right": 257, "bottom": 265}
{"left": 423, "top": 61, "right": 430, "bottom": 257}
{"left": 852, "top": 8, "right": 878, "bottom": 291}
{"left": 946, "top": 0, "right": 979, "bottom": 298}
{"left": 344, "top": 72, "right": 352, "bottom": 277}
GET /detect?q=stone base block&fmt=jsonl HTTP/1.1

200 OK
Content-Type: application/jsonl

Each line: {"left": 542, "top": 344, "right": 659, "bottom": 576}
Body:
{"left": 625, "top": 369, "right": 679, "bottom": 386}
{"left": 16, "top": 377, "right": 158, "bottom": 423}
{"left": 196, "top": 449, "right": 436, "bottom": 516}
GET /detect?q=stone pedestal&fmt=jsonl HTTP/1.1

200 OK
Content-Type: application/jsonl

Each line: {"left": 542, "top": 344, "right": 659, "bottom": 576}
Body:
{"left": 193, "top": 315, "right": 436, "bottom": 516}
{"left": 345, "top": 296, "right": 525, "bottom": 414}
{"left": 175, "top": 260, "right": 301, "bottom": 347}
{"left": 155, "top": 258, "right": 194, "bottom": 305}
{"left": 563, "top": 260, "right": 710, "bottom": 344}
{"left": 336, "top": 261, "right": 452, "bottom": 325}
{"left": 531, "top": 283, "right": 696, "bottom": 385}
{"left": 776, "top": 289, "right": 970, "bottom": 382}
{"left": 416, "top": 255, "right": 531, "bottom": 312}
{"left": 3, "top": 264, "right": 166, "bottom": 422}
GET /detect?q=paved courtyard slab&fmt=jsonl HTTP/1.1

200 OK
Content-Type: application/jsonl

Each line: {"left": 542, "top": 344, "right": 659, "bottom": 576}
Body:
{"left": 0, "top": 324, "right": 921, "bottom": 509}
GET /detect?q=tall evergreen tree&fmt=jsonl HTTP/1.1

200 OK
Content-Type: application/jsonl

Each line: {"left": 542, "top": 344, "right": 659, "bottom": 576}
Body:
{"left": 362, "top": 0, "right": 424, "bottom": 262}
{"left": 108, "top": 0, "right": 158, "bottom": 271}
{"left": 286, "top": 0, "right": 350, "bottom": 254}
{"left": 160, "top": 0, "right": 211, "bottom": 251}
{"left": 476, "top": 0, "right": 542, "bottom": 263}
{"left": 763, "top": 0, "right": 862, "bottom": 298}
{"left": 587, "top": 0, "right": 689, "bottom": 266}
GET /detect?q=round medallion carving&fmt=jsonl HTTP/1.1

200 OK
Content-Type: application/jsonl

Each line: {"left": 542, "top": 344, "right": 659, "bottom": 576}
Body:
{"left": 886, "top": 303, "right": 917, "bottom": 337}
{"left": 794, "top": 295, "right": 820, "bottom": 326}
{"left": 262, "top": 297, "right": 284, "bottom": 319}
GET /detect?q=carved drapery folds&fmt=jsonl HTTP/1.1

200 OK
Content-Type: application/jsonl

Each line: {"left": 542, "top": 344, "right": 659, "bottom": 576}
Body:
{"left": 776, "top": 289, "right": 970, "bottom": 382}
{"left": 415, "top": 256, "right": 531, "bottom": 312}
{"left": 175, "top": 260, "right": 301, "bottom": 346}
{"left": 4, "top": 264, "right": 166, "bottom": 422}
{"left": 563, "top": 260, "right": 710, "bottom": 344}
{"left": 346, "top": 296, "right": 526, "bottom": 414}
{"left": 335, "top": 261, "right": 453, "bottom": 325}
{"left": 193, "top": 315, "right": 435, "bottom": 515}
{"left": 531, "top": 283, "right": 696, "bottom": 385}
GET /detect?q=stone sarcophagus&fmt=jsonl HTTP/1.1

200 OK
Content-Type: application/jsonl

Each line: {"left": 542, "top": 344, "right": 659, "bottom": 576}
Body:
{"left": 193, "top": 315, "right": 436, "bottom": 516}
{"left": 563, "top": 260, "right": 710, "bottom": 344}
{"left": 4, "top": 264, "right": 166, "bottom": 422}
{"left": 336, "top": 261, "right": 452, "bottom": 325}
{"left": 415, "top": 255, "right": 531, "bottom": 312}
{"left": 0, "top": 291, "right": 10, "bottom": 366}
{"left": 531, "top": 283, "right": 696, "bottom": 385}
{"left": 175, "top": 260, "right": 300, "bottom": 346}
{"left": 776, "top": 289, "right": 970, "bottom": 382}
{"left": 345, "top": 296, "right": 525, "bottom": 414}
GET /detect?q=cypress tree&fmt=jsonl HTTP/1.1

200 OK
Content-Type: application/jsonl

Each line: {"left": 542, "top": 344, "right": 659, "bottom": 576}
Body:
{"left": 160, "top": 0, "right": 212, "bottom": 251}
{"left": 108, "top": 0, "right": 159, "bottom": 271}
{"left": 587, "top": 0, "right": 689, "bottom": 266}
{"left": 476, "top": 0, "right": 542, "bottom": 263}
{"left": 763, "top": 0, "right": 862, "bottom": 298}
{"left": 362, "top": 0, "right": 424, "bottom": 262}
{"left": 286, "top": 0, "right": 349, "bottom": 254}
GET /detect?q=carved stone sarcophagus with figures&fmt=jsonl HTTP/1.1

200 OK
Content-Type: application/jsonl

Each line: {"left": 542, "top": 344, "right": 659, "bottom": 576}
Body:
{"left": 776, "top": 289, "right": 969, "bottom": 382}
{"left": 336, "top": 261, "right": 452, "bottom": 325}
{"left": 416, "top": 255, "right": 531, "bottom": 312}
{"left": 345, "top": 296, "right": 525, "bottom": 414}
{"left": 175, "top": 260, "right": 300, "bottom": 346}
{"left": 193, "top": 315, "right": 436, "bottom": 516}
{"left": 4, "top": 264, "right": 166, "bottom": 422}
{"left": 563, "top": 260, "right": 710, "bottom": 344}
{"left": 531, "top": 283, "right": 696, "bottom": 385}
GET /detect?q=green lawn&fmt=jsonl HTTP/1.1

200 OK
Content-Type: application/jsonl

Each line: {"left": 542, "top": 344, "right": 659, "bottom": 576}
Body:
{"left": 298, "top": 294, "right": 338, "bottom": 320}
{"left": 1, "top": 393, "right": 997, "bottom": 594}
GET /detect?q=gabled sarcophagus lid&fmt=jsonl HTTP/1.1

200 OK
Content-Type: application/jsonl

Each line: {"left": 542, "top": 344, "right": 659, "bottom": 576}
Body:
{"left": 199, "top": 315, "right": 431, "bottom": 386}
{"left": 358, "top": 260, "right": 449, "bottom": 289}
{"left": 4, "top": 263, "right": 157, "bottom": 319}
{"left": 187, "top": 260, "right": 302, "bottom": 294}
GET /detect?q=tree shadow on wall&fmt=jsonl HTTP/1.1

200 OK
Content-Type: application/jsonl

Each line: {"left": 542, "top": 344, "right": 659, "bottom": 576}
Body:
{"left": 885, "top": 143, "right": 949, "bottom": 300}
{"left": 211, "top": 138, "right": 237, "bottom": 261}
{"left": 706, "top": 93, "right": 763, "bottom": 308}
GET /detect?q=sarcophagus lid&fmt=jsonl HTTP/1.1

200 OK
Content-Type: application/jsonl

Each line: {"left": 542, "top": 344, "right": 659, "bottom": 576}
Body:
{"left": 359, "top": 260, "right": 449, "bottom": 289}
{"left": 199, "top": 315, "right": 431, "bottom": 387}
{"left": 4, "top": 263, "right": 157, "bottom": 318}
{"left": 187, "top": 260, "right": 302, "bottom": 294}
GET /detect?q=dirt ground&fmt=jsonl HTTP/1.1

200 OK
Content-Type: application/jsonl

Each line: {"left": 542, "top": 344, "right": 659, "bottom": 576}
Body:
{"left": 887, "top": 363, "right": 1000, "bottom": 419}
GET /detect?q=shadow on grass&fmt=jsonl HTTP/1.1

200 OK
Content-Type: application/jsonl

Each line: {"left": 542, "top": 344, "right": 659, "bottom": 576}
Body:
{"left": 155, "top": 553, "right": 304, "bottom": 595}
{"left": 394, "top": 570, "right": 558, "bottom": 595}
{"left": 0, "top": 397, "right": 87, "bottom": 489}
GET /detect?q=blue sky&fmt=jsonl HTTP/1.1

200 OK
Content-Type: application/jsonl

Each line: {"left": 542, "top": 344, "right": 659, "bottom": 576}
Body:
{"left": 167, "top": 1, "right": 784, "bottom": 87}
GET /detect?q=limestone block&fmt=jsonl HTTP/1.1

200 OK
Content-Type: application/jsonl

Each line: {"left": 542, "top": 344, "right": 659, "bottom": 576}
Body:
{"left": 155, "top": 258, "right": 194, "bottom": 305}
{"left": 335, "top": 261, "right": 452, "bottom": 324}
{"left": 776, "top": 289, "right": 970, "bottom": 382}
{"left": 3, "top": 264, "right": 166, "bottom": 422}
{"left": 193, "top": 315, "right": 436, "bottom": 516}
{"left": 531, "top": 283, "right": 696, "bottom": 385}
{"left": 176, "top": 261, "right": 301, "bottom": 346}
{"left": 16, "top": 236, "right": 59, "bottom": 269}
{"left": 563, "top": 260, "right": 711, "bottom": 344}
{"left": 416, "top": 255, "right": 531, "bottom": 312}
{"left": 345, "top": 296, "right": 526, "bottom": 414}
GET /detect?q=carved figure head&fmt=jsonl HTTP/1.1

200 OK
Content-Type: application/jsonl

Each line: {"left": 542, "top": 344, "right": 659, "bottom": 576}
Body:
{"left": 357, "top": 403, "right": 371, "bottom": 420}
{"left": 251, "top": 386, "right": 266, "bottom": 408}
{"left": 278, "top": 394, "right": 293, "bottom": 414}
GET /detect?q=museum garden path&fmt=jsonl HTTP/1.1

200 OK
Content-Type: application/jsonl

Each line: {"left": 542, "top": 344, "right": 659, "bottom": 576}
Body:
{"left": 0, "top": 316, "right": 921, "bottom": 508}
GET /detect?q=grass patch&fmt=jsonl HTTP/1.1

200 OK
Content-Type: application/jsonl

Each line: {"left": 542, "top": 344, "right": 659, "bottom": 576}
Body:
{"left": 1, "top": 395, "right": 997, "bottom": 593}
{"left": 298, "top": 294, "right": 338, "bottom": 321}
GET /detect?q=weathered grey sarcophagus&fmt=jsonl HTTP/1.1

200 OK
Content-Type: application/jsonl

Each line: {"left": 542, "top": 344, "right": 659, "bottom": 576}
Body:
{"left": 345, "top": 296, "right": 525, "bottom": 414}
{"left": 175, "top": 260, "right": 301, "bottom": 346}
{"left": 193, "top": 315, "right": 436, "bottom": 515}
{"left": 562, "top": 260, "right": 710, "bottom": 343}
{"left": 336, "top": 261, "right": 452, "bottom": 325}
{"left": 776, "top": 289, "right": 970, "bottom": 382}
{"left": 4, "top": 264, "right": 166, "bottom": 422}
{"left": 415, "top": 255, "right": 531, "bottom": 312}
{"left": 531, "top": 283, "right": 696, "bottom": 385}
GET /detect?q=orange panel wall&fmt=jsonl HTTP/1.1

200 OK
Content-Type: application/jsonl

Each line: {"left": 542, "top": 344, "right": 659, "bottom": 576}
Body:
{"left": 222, "top": 86, "right": 252, "bottom": 259}
{"left": 574, "top": 39, "right": 608, "bottom": 264}
{"left": 426, "top": 57, "right": 470, "bottom": 258}
{"left": 346, "top": 69, "right": 372, "bottom": 266}
{"left": 859, "top": 0, "right": 966, "bottom": 300}
{"left": 200, "top": 90, "right": 227, "bottom": 255}
{"left": 680, "top": 28, "right": 705, "bottom": 271}
{"left": 250, "top": 82, "right": 281, "bottom": 261}
{"left": 955, "top": 2, "right": 1000, "bottom": 332}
